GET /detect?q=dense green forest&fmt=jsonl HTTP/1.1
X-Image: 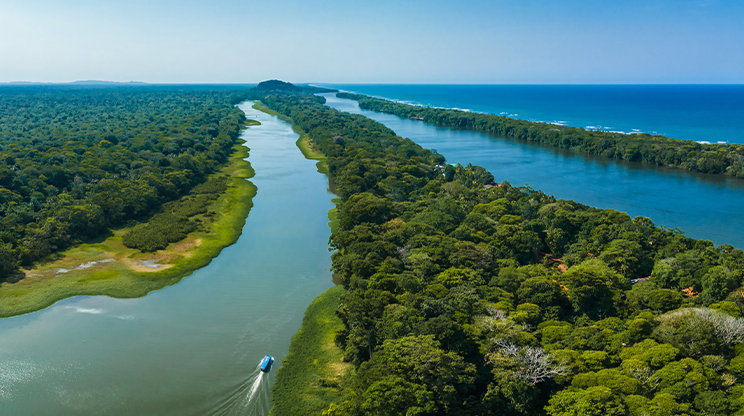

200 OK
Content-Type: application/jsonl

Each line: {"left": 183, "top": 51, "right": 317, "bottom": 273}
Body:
{"left": 338, "top": 92, "right": 744, "bottom": 179}
{"left": 258, "top": 86, "right": 744, "bottom": 416}
{"left": 0, "top": 86, "right": 249, "bottom": 281}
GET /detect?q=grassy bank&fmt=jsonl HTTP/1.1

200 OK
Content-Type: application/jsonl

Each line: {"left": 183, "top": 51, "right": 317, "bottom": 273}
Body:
{"left": 0, "top": 136, "right": 257, "bottom": 318}
{"left": 296, "top": 135, "right": 329, "bottom": 174}
{"left": 253, "top": 100, "right": 329, "bottom": 175}
{"left": 270, "top": 285, "right": 352, "bottom": 416}
{"left": 252, "top": 101, "right": 283, "bottom": 117}
{"left": 257, "top": 100, "right": 348, "bottom": 415}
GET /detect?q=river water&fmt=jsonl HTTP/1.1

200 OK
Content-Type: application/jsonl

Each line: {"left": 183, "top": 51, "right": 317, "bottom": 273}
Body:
{"left": 3, "top": 93, "right": 743, "bottom": 414}
{"left": 0, "top": 103, "right": 335, "bottom": 415}
{"left": 323, "top": 93, "right": 744, "bottom": 249}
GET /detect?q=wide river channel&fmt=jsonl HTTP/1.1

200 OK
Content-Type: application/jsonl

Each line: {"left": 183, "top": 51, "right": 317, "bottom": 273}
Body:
{"left": 0, "top": 103, "right": 336, "bottom": 415}
{"left": 323, "top": 93, "right": 744, "bottom": 249}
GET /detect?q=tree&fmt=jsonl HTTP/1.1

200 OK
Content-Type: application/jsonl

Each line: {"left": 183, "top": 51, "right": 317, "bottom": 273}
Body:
{"left": 562, "top": 259, "right": 624, "bottom": 317}
{"left": 359, "top": 335, "right": 475, "bottom": 414}
{"left": 657, "top": 308, "right": 744, "bottom": 349}
{"left": 0, "top": 242, "right": 18, "bottom": 280}
{"left": 625, "top": 393, "right": 692, "bottom": 416}
{"left": 491, "top": 266, "right": 528, "bottom": 293}
{"left": 545, "top": 386, "right": 626, "bottom": 416}
{"left": 516, "top": 277, "right": 567, "bottom": 315}
{"left": 619, "top": 339, "right": 679, "bottom": 368}
{"left": 572, "top": 369, "right": 640, "bottom": 395}
{"left": 650, "top": 261, "right": 679, "bottom": 289}
{"left": 701, "top": 266, "right": 740, "bottom": 305}
{"left": 360, "top": 376, "right": 437, "bottom": 416}
{"left": 598, "top": 239, "right": 650, "bottom": 278}
{"left": 647, "top": 289, "right": 684, "bottom": 312}
{"left": 653, "top": 311, "right": 721, "bottom": 357}
{"left": 651, "top": 358, "right": 714, "bottom": 399}
{"left": 339, "top": 193, "right": 395, "bottom": 229}
{"left": 693, "top": 390, "right": 734, "bottom": 416}
{"left": 491, "top": 340, "right": 568, "bottom": 384}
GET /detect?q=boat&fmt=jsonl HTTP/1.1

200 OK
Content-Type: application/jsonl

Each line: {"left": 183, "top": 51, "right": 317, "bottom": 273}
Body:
{"left": 260, "top": 355, "right": 274, "bottom": 373}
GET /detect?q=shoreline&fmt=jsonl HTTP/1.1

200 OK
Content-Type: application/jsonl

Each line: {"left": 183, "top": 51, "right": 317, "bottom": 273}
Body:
{"left": 269, "top": 286, "right": 351, "bottom": 416}
{"left": 264, "top": 105, "right": 349, "bottom": 415}
{"left": 0, "top": 124, "right": 258, "bottom": 318}
{"left": 339, "top": 92, "right": 744, "bottom": 179}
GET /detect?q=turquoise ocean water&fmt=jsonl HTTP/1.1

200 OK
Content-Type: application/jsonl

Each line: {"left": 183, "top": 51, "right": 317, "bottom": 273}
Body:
{"left": 318, "top": 84, "right": 744, "bottom": 144}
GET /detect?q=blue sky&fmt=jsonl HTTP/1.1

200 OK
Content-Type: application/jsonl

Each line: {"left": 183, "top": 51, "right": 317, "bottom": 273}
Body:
{"left": 1, "top": 0, "right": 742, "bottom": 83}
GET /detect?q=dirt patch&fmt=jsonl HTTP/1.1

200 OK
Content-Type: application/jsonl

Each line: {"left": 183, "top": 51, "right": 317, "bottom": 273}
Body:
{"left": 172, "top": 238, "right": 202, "bottom": 252}
{"left": 327, "top": 361, "right": 351, "bottom": 378}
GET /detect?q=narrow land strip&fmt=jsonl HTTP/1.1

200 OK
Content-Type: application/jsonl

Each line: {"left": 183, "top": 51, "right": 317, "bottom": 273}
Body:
{"left": 0, "top": 133, "right": 257, "bottom": 318}
{"left": 258, "top": 103, "right": 349, "bottom": 415}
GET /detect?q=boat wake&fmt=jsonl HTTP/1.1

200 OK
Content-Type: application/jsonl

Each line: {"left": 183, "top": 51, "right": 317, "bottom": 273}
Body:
{"left": 247, "top": 371, "right": 265, "bottom": 403}
{"left": 211, "top": 364, "right": 272, "bottom": 416}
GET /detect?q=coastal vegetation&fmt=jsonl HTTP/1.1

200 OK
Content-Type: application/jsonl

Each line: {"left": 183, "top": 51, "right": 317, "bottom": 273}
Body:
{"left": 263, "top": 91, "right": 344, "bottom": 415}
{"left": 255, "top": 84, "right": 744, "bottom": 415}
{"left": 270, "top": 286, "right": 352, "bottom": 416}
{"left": 338, "top": 92, "right": 744, "bottom": 179}
{"left": 0, "top": 140, "right": 256, "bottom": 317}
{"left": 0, "top": 85, "right": 259, "bottom": 316}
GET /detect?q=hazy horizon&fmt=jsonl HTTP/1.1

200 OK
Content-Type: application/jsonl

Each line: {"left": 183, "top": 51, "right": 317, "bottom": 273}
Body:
{"left": 2, "top": 0, "right": 743, "bottom": 84}
{"left": 3, "top": 81, "right": 744, "bottom": 86}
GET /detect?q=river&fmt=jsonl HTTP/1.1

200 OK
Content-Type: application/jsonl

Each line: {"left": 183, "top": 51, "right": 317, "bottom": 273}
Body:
{"left": 0, "top": 103, "right": 335, "bottom": 415}
{"left": 323, "top": 93, "right": 744, "bottom": 249}
{"left": 3, "top": 93, "right": 743, "bottom": 415}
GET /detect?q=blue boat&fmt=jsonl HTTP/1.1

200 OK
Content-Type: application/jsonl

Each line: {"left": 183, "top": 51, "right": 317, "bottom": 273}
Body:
{"left": 260, "top": 355, "right": 274, "bottom": 373}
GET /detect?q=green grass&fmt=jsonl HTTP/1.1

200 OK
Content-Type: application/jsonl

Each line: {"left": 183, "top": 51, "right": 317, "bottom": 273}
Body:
{"left": 296, "top": 135, "right": 329, "bottom": 174}
{"left": 256, "top": 102, "right": 348, "bottom": 415}
{"left": 252, "top": 101, "right": 283, "bottom": 117}
{"left": 328, "top": 198, "right": 342, "bottom": 234}
{"left": 270, "top": 285, "right": 352, "bottom": 416}
{"left": 0, "top": 137, "right": 257, "bottom": 318}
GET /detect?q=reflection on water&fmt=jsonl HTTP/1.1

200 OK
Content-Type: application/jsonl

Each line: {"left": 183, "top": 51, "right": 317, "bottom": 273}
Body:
{"left": 323, "top": 94, "right": 744, "bottom": 249}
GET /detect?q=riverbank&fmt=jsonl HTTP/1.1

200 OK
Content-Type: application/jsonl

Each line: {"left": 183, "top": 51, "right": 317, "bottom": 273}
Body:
{"left": 0, "top": 133, "right": 257, "bottom": 318}
{"left": 257, "top": 101, "right": 348, "bottom": 414}
{"left": 297, "top": 133, "right": 340, "bottom": 232}
{"left": 253, "top": 100, "right": 330, "bottom": 175}
{"left": 340, "top": 92, "right": 744, "bottom": 178}
{"left": 269, "top": 285, "right": 352, "bottom": 416}
{"left": 297, "top": 135, "right": 329, "bottom": 175}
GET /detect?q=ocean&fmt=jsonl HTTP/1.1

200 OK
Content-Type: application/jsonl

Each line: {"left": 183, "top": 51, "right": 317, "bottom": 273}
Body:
{"left": 317, "top": 84, "right": 744, "bottom": 144}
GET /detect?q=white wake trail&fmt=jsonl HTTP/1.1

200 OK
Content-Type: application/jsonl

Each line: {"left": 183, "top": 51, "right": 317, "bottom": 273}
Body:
{"left": 247, "top": 371, "right": 264, "bottom": 401}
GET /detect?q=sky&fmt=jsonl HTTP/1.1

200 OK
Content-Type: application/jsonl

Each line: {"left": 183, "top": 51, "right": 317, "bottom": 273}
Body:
{"left": 1, "top": 0, "right": 743, "bottom": 84}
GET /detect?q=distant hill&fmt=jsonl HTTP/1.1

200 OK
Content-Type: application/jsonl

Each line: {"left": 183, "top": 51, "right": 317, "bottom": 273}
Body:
{"left": 248, "top": 80, "right": 337, "bottom": 100}
{"left": 255, "top": 79, "right": 300, "bottom": 91}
